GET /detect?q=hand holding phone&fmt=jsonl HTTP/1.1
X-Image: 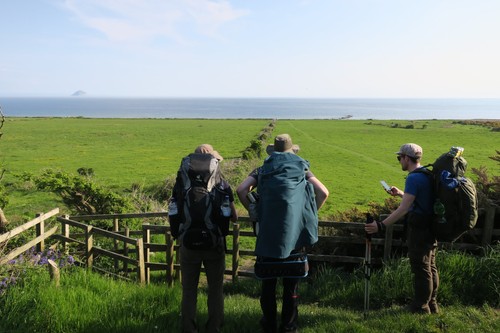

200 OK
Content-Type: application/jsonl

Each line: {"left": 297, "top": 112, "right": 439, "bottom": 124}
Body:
{"left": 380, "top": 180, "right": 391, "bottom": 192}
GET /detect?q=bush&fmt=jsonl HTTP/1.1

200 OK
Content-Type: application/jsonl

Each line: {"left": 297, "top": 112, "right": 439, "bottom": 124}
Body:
{"left": 472, "top": 150, "right": 500, "bottom": 207}
{"left": 18, "top": 169, "right": 134, "bottom": 229}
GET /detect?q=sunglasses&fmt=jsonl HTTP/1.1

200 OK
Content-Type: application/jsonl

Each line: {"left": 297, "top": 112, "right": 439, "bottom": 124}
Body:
{"left": 397, "top": 155, "right": 405, "bottom": 161}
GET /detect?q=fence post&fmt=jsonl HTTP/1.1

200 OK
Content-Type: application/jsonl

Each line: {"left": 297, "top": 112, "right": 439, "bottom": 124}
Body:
{"left": 143, "top": 224, "right": 151, "bottom": 284}
{"left": 232, "top": 223, "right": 240, "bottom": 282}
{"left": 378, "top": 214, "right": 394, "bottom": 261}
{"left": 136, "top": 238, "right": 145, "bottom": 284}
{"left": 113, "top": 218, "right": 120, "bottom": 272}
{"left": 166, "top": 231, "right": 174, "bottom": 287}
{"left": 123, "top": 227, "right": 130, "bottom": 275}
{"left": 47, "top": 259, "right": 60, "bottom": 287}
{"left": 35, "top": 213, "right": 45, "bottom": 253}
{"left": 481, "top": 205, "right": 497, "bottom": 246}
{"left": 85, "top": 225, "right": 93, "bottom": 269}
{"left": 62, "top": 214, "right": 70, "bottom": 254}
{"left": 383, "top": 224, "right": 394, "bottom": 261}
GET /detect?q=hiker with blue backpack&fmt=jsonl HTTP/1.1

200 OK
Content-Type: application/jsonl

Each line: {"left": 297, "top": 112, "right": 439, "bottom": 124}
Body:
{"left": 365, "top": 143, "right": 440, "bottom": 314}
{"left": 237, "top": 134, "right": 329, "bottom": 333}
{"left": 169, "top": 144, "right": 238, "bottom": 333}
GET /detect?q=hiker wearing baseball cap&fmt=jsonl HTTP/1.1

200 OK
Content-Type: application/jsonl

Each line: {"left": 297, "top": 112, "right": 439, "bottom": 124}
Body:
{"left": 365, "top": 143, "right": 440, "bottom": 314}
{"left": 396, "top": 143, "right": 423, "bottom": 160}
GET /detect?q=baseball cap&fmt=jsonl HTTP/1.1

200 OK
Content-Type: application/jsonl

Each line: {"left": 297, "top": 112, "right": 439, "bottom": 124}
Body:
{"left": 396, "top": 143, "right": 423, "bottom": 159}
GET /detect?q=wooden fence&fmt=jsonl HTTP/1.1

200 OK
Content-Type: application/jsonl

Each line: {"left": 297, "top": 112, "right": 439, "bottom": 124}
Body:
{"left": 0, "top": 208, "right": 60, "bottom": 265}
{"left": 1, "top": 205, "right": 498, "bottom": 285}
{"left": 55, "top": 212, "right": 170, "bottom": 284}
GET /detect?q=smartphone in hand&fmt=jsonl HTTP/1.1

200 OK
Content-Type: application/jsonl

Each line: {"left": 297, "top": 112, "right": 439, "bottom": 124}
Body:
{"left": 380, "top": 180, "right": 391, "bottom": 192}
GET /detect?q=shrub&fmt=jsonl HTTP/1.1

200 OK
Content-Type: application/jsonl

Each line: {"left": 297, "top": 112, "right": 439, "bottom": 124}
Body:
{"left": 18, "top": 169, "right": 134, "bottom": 229}
{"left": 472, "top": 150, "right": 500, "bottom": 207}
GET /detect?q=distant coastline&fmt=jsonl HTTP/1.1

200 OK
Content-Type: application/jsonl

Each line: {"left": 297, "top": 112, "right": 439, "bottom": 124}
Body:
{"left": 0, "top": 97, "right": 498, "bottom": 120}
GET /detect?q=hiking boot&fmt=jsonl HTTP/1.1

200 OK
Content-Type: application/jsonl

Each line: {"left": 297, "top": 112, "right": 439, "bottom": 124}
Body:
{"left": 403, "top": 304, "right": 431, "bottom": 315}
{"left": 279, "top": 324, "right": 298, "bottom": 333}
{"left": 429, "top": 302, "right": 440, "bottom": 314}
{"left": 260, "top": 318, "right": 277, "bottom": 333}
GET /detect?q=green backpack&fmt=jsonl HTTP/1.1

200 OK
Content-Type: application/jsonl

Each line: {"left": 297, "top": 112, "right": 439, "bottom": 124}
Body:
{"left": 418, "top": 147, "right": 479, "bottom": 242}
{"left": 255, "top": 152, "right": 318, "bottom": 258}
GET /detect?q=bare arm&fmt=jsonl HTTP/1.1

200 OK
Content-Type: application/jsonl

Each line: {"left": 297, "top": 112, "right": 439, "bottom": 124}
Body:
{"left": 236, "top": 176, "right": 257, "bottom": 210}
{"left": 308, "top": 176, "right": 329, "bottom": 210}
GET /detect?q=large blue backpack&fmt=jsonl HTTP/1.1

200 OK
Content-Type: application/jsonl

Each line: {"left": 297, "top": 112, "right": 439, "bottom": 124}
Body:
{"left": 255, "top": 152, "right": 318, "bottom": 258}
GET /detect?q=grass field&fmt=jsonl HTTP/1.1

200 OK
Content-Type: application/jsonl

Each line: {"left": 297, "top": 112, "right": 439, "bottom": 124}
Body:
{"left": 1, "top": 118, "right": 499, "bottom": 220}
{"left": 1, "top": 118, "right": 499, "bottom": 333}
{"left": 269, "top": 119, "right": 499, "bottom": 217}
{"left": 1, "top": 247, "right": 498, "bottom": 333}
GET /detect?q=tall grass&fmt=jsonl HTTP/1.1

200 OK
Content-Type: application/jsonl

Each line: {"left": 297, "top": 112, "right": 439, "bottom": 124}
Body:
{"left": 301, "top": 246, "right": 500, "bottom": 309}
{"left": 0, "top": 267, "right": 182, "bottom": 333}
{"left": 1, "top": 246, "right": 498, "bottom": 333}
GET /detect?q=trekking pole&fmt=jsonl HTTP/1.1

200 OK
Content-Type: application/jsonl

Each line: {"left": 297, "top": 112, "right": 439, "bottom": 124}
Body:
{"left": 364, "top": 214, "right": 373, "bottom": 319}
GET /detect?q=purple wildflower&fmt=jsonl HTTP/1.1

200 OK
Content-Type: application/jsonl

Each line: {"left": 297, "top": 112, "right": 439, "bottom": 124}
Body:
{"left": 38, "top": 257, "right": 49, "bottom": 265}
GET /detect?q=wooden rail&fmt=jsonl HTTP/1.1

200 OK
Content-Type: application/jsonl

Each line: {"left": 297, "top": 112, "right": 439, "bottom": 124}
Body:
{"left": 2, "top": 206, "right": 498, "bottom": 285}
{"left": 67, "top": 205, "right": 498, "bottom": 284}
{"left": 55, "top": 214, "right": 153, "bottom": 284}
{"left": 142, "top": 223, "right": 176, "bottom": 286}
{"left": 0, "top": 208, "right": 60, "bottom": 265}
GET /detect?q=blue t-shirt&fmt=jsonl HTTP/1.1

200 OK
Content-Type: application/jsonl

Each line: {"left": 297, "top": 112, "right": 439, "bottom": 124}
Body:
{"left": 404, "top": 168, "right": 434, "bottom": 215}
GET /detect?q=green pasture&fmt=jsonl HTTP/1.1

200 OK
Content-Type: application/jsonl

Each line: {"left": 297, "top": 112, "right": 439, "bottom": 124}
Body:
{"left": 1, "top": 117, "right": 266, "bottom": 188}
{"left": 269, "top": 119, "right": 499, "bottom": 217}
{"left": 1, "top": 118, "right": 498, "bottom": 219}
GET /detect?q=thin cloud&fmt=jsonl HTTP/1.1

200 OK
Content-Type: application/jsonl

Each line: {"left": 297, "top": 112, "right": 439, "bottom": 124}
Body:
{"left": 62, "top": 0, "right": 248, "bottom": 43}
{"left": 184, "top": 0, "right": 247, "bottom": 37}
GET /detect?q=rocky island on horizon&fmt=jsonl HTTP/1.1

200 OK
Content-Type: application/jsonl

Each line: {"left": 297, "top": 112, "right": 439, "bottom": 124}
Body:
{"left": 71, "top": 90, "right": 86, "bottom": 97}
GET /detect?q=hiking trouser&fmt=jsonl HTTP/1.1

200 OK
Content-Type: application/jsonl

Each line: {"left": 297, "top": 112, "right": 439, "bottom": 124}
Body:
{"left": 406, "top": 213, "right": 439, "bottom": 314}
{"left": 260, "top": 277, "right": 299, "bottom": 333}
{"left": 409, "top": 248, "right": 439, "bottom": 313}
{"left": 180, "top": 243, "right": 225, "bottom": 333}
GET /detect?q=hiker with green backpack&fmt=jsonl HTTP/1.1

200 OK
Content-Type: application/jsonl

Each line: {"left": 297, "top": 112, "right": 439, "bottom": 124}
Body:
{"left": 365, "top": 143, "right": 440, "bottom": 314}
{"left": 237, "top": 134, "right": 329, "bottom": 333}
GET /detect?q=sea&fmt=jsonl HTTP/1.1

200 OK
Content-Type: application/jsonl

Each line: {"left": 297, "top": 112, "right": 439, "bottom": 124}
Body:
{"left": 1, "top": 97, "right": 499, "bottom": 120}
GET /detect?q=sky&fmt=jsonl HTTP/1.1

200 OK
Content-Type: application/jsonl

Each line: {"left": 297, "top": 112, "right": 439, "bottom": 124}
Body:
{"left": 1, "top": 0, "right": 500, "bottom": 98}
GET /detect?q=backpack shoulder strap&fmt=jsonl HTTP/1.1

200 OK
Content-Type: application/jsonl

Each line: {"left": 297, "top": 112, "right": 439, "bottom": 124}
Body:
{"left": 410, "top": 165, "right": 435, "bottom": 189}
{"left": 409, "top": 166, "right": 437, "bottom": 212}
{"left": 411, "top": 164, "right": 433, "bottom": 176}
